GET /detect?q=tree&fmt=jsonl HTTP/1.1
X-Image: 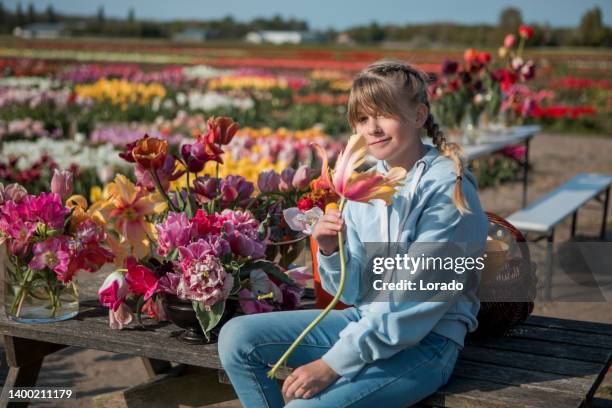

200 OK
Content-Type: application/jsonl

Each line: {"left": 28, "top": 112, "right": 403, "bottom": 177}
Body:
{"left": 16, "top": 2, "right": 25, "bottom": 26}
{"left": 0, "top": 2, "right": 5, "bottom": 26}
{"left": 127, "top": 7, "right": 135, "bottom": 23}
{"left": 578, "top": 7, "right": 607, "bottom": 46}
{"left": 27, "top": 1, "right": 35, "bottom": 23}
{"left": 498, "top": 7, "right": 522, "bottom": 32}
{"left": 45, "top": 4, "right": 56, "bottom": 22}
{"left": 97, "top": 5, "right": 105, "bottom": 24}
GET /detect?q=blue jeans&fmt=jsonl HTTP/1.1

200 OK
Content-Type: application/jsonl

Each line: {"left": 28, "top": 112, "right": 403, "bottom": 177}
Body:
{"left": 218, "top": 307, "right": 460, "bottom": 408}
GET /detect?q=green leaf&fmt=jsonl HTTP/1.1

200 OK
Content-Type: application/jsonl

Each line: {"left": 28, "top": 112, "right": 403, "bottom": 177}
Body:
{"left": 239, "top": 260, "right": 294, "bottom": 286}
{"left": 193, "top": 300, "right": 225, "bottom": 341}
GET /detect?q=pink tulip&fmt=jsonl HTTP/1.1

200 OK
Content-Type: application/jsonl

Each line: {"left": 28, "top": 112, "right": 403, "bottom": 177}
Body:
{"left": 51, "top": 169, "right": 73, "bottom": 201}
{"left": 125, "top": 257, "right": 159, "bottom": 300}
{"left": 98, "top": 271, "right": 129, "bottom": 312}
{"left": 504, "top": 34, "right": 516, "bottom": 48}
{"left": 292, "top": 165, "right": 313, "bottom": 190}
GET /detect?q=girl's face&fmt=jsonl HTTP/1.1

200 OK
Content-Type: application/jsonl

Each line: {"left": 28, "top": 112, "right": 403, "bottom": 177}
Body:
{"left": 355, "top": 113, "right": 419, "bottom": 164}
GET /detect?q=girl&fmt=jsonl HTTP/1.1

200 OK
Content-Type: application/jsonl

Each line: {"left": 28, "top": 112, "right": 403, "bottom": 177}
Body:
{"left": 218, "top": 60, "right": 489, "bottom": 407}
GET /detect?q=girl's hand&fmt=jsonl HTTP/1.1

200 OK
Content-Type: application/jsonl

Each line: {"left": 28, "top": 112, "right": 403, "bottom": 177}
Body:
{"left": 312, "top": 208, "right": 346, "bottom": 256}
{"left": 282, "top": 358, "right": 340, "bottom": 401}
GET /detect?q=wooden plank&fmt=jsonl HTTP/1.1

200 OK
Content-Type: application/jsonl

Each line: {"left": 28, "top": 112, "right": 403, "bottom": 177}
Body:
{"left": 423, "top": 377, "right": 584, "bottom": 408}
{"left": 507, "top": 325, "right": 612, "bottom": 350}
{"left": 525, "top": 315, "right": 612, "bottom": 337}
{"left": 459, "top": 345, "right": 604, "bottom": 377}
{"left": 466, "top": 336, "right": 612, "bottom": 365}
{"left": 453, "top": 360, "right": 594, "bottom": 396}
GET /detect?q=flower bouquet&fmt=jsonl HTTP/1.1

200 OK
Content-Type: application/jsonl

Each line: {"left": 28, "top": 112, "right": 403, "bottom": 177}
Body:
{"left": 0, "top": 172, "right": 113, "bottom": 323}
{"left": 95, "top": 116, "right": 307, "bottom": 342}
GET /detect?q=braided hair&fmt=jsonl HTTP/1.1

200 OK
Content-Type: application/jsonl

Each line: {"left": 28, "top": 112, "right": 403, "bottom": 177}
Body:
{"left": 348, "top": 59, "right": 471, "bottom": 214}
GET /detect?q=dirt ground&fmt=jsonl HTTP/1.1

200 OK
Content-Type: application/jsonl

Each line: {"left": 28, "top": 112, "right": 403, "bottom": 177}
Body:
{"left": 4, "top": 132, "right": 612, "bottom": 407}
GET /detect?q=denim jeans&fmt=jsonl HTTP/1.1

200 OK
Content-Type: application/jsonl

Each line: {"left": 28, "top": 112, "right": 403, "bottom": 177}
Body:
{"left": 218, "top": 307, "right": 460, "bottom": 408}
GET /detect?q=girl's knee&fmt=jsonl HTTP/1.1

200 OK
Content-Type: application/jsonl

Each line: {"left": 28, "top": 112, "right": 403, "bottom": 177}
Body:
{"left": 217, "top": 314, "right": 266, "bottom": 363}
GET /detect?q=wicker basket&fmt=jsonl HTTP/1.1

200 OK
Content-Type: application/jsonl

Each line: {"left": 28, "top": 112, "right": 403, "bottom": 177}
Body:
{"left": 470, "top": 212, "right": 538, "bottom": 338}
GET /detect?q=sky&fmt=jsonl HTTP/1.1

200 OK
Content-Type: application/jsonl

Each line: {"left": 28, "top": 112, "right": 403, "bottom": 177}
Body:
{"left": 5, "top": 0, "right": 612, "bottom": 30}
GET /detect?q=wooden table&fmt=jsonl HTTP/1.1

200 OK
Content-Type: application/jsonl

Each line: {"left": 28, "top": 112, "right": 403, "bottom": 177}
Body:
{"left": 0, "top": 277, "right": 610, "bottom": 407}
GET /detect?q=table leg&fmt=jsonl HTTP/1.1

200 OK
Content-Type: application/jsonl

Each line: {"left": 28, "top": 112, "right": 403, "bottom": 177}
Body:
{"left": 140, "top": 357, "right": 172, "bottom": 379}
{"left": 600, "top": 186, "right": 610, "bottom": 240}
{"left": 0, "top": 336, "right": 66, "bottom": 407}
{"left": 522, "top": 137, "right": 531, "bottom": 209}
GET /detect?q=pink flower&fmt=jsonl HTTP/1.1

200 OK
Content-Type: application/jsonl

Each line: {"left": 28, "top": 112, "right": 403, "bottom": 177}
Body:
{"left": 504, "top": 34, "right": 516, "bottom": 48}
{"left": 158, "top": 272, "right": 181, "bottom": 295}
{"left": 220, "top": 209, "right": 266, "bottom": 259}
{"left": 109, "top": 303, "right": 133, "bottom": 330}
{"left": 177, "top": 252, "right": 233, "bottom": 309}
{"left": 98, "top": 271, "right": 129, "bottom": 311}
{"left": 178, "top": 237, "right": 231, "bottom": 261}
{"left": 220, "top": 175, "right": 254, "bottom": 207}
{"left": 51, "top": 169, "right": 74, "bottom": 201}
{"left": 29, "top": 237, "right": 72, "bottom": 282}
{"left": 26, "top": 192, "right": 70, "bottom": 230}
{"left": 292, "top": 165, "right": 313, "bottom": 190}
{"left": 238, "top": 288, "right": 274, "bottom": 314}
{"left": 125, "top": 257, "right": 159, "bottom": 300}
{"left": 155, "top": 212, "right": 192, "bottom": 256}
{"left": 0, "top": 200, "right": 36, "bottom": 255}
{"left": 257, "top": 170, "right": 281, "bottom": 193}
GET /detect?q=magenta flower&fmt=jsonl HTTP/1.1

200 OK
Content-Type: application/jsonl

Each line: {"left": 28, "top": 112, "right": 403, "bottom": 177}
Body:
{"left": 220, "top": 209, "right": 266, "bottom": 259}
{"left": 158, "top": 272, "right": 182, "bottom": 295}
{"left": 125, "top": 257, "right": 159, "bottom": 300}
{"left": 29, "top": 237, "right": 72, "bottom": 282}
{"left": 155, "top": 212, "right": 192, "bottom": 256}
{"left": 26, "top": 192, "right": 70, "bottom": 230}
{"left": 0, "top": 201, "right": 36, "bottom": 255}
{"left": 220, "top": 175, "right": 254, "bottom": 207}
{"left": 98, "top": 271, "right": 129, "bottom": 311}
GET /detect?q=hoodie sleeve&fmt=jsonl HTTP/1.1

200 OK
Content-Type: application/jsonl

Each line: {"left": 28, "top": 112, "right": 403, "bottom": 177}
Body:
{"left": 321, "top": 177, "right": 487, "bottom": 381}
{"left": 316, "top": 202, "right": 367, "bottom": 306}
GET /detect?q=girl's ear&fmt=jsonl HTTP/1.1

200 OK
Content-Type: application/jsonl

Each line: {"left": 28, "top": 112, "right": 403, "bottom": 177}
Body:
{"left": 415, "top": 103, "right": 429, "bottom": 128}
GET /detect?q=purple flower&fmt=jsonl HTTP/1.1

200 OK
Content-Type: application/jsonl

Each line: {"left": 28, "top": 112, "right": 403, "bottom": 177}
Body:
{"left": 177, "top": 237, "right": 230, "bottom": 261}
{"left": 192, "top": 175, "right": 221, "bottom": 204}
{"left": 220, "top": 175, "right": 254, "bottom": 207}
{"left": 292, "top": 165, "right": 313, "bottom": 190}
{"left": 135, "top": 155, "right": 185, "bottom": 192}
{"left": 257, "top": 170, "right": 281, "bottom": 193}
{"left": 280, "top": 284, "right": 303, "bottom": 311}
{"left": 279, "top": 167, "right": 296, "bottom": 192}
{"left": 238, "top": 288, "right": 274, "bottom": 314}
{"left": 441, "top": 60, "right": 459, "bottom": 75}
{"left": 156, "top": 212, "right": 192, "bottom": 256}
{"left": 158, "top": 272, "right": 182, "bottom": 295}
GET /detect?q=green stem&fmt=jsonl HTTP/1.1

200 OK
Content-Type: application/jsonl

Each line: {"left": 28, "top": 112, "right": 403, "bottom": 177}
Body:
{"left": 10, "top": 267, "right": 34, "bottom": 317}
{"left": 267, "top": 197, "right": 347, "bottom": 379}
{"left": 150, "top": 169, "right": 178, "bottom": 212}
{"left": 185, "top": 171, "right": 194, "bottom": 217}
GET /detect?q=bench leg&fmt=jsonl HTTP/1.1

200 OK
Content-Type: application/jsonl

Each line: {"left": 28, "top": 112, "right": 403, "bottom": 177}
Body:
{"left": 571, "top": 210, "right": 578, "bottom": 238}
{"left": 522, "top": 137, "right": 531, "bottom": 209}
{"left": 601, "top": 186, "right": 610, "bottom": 240}
{"left": 141, "top": 357, "right": 173, "bottom": 379}
{"left": 0, "top": 336, "right": 67, "bottom": 407}
{"left": 544, "top": 229, "right": 555, "bottom": 301}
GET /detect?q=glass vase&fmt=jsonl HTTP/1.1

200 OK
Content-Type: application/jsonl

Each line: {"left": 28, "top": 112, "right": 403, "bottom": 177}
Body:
{"left": 2, "top": 249, "right": 79, "bottom": 323}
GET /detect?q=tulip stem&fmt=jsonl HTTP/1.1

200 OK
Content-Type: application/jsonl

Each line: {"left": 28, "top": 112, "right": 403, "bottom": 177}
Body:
{"left": 267, "top": 197, "right": 347, "bottom": 379}
{"left": 150, "top": 169, "right": 178, "bottom": 212}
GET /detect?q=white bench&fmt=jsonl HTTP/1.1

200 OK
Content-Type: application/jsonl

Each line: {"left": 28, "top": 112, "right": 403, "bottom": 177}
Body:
{"left": 507, "top": 173, "right": 611, "bottom": 242}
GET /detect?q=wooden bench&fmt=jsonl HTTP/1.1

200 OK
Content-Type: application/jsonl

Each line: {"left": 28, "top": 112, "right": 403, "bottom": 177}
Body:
{"left": 0, "top": 276, "right": 610, "bottom": 407}
{"left": 507, "top": 173, "right": 611, "bottom": 243}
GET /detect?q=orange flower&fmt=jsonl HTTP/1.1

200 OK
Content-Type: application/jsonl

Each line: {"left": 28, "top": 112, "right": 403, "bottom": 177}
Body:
{"left": 132, "top": 136, "right": 168, "bottom": 170}
{"left": 312, "top": 133, "right": 406, "bottom": 205}
{"left": 463, "top": 48, "right": 479, "bottom": 65}
{"left": 204, "top": 116, "right": 240, "bottom": 145}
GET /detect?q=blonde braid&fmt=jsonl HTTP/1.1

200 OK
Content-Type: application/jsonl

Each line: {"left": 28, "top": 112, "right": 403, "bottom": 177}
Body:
{"left": 424, "top": 103, "right": 471, "bottom": 215}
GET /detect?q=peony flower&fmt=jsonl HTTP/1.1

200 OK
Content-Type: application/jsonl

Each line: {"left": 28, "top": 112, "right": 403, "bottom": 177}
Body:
{"left": 51, "top": 169, "right": 74, "bottom": 201}
{"left": 177, "top": 251, "right": 233, "bottom": 309}
{"left": 257, "top": 170, "right": 281, "bottom": 193}
{"left": 220, "top": 209, "right": 266, "bottom": 259}
{"left": 125, "top": 257, "right": 159, "bottom": 300}
{"left": 0, "top": 183, "right": 27, "bottom": 204}
{"left": 155, "top": 212, "right": 192, "bottom": 256}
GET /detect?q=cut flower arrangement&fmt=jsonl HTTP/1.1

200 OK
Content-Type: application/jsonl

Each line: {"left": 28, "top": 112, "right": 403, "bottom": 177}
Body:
{"left": 93, "top": 116, "right": 312, "bottom": 342}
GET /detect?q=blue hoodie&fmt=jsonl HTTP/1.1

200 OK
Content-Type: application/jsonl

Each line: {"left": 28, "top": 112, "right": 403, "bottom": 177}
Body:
{"left": 317, "top": 144, "right": 489, "bottom": 381}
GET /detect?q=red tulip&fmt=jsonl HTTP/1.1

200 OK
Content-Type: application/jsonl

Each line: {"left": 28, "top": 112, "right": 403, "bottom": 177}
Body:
{"left": 519, "top": 25, "right": 534, "bottom": 39}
